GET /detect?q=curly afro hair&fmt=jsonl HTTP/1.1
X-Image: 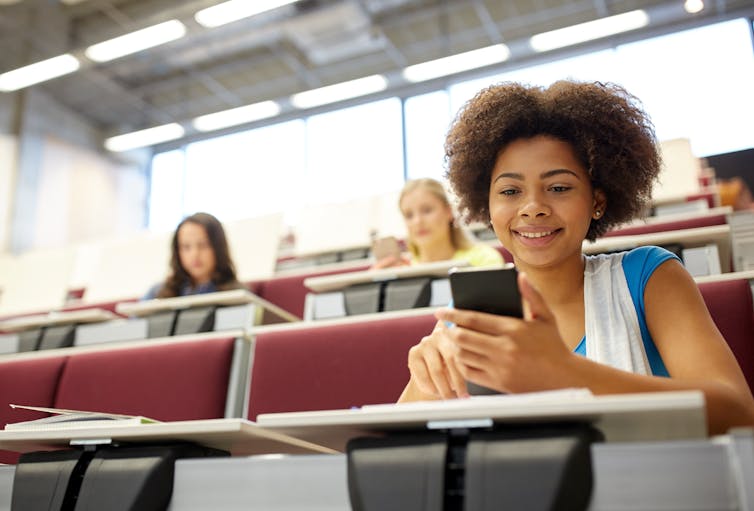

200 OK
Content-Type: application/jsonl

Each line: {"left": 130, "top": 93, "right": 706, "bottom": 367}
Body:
{"left": 445, "top": 80, "right": 661, "bottom": 241}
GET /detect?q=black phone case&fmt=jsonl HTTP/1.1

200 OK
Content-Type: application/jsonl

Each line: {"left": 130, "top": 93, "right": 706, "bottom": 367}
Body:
{"left": 449, "top": 267, "right": 522, "bottom": 396}
{"left": 449, "top": 267, "right": 523, "bottom": 317}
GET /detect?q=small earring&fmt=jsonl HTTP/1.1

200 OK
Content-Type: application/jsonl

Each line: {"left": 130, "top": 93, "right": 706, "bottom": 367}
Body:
{"left": 594, "top": 210, "right": 602, "bottom": 218}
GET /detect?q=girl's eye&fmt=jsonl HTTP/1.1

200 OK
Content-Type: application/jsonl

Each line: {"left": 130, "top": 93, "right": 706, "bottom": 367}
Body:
{"left": 550, "top": 185, "right": 571, "bottom": 193}
{"left": 499, "top": 189, "right": 519, "bottom": 196}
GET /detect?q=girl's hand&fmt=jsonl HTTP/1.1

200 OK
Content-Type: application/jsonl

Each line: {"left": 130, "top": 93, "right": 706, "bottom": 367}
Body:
{"left": 434, "top": 272, "right": 576, "bottom": 393}
{"left": 406, "top": 320, "right": 470, "bottom": 399}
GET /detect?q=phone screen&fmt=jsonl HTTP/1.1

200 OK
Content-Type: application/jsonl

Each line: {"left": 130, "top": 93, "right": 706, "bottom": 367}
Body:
{"left": 448, "top": 266, "right": 523, "bottom": 317}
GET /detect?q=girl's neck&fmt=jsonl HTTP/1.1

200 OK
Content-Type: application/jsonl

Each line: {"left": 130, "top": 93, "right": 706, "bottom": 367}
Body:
{"left": 516, "top": 254, "right": 586, "bottom": 306}
{"left": 191, "top": 277, "right": 212, "bottom": 288}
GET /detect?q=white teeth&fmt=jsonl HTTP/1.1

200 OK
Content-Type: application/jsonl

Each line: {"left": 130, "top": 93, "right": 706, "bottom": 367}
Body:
{"left": 519, "top": 230, "right": 554, "bottom": 238}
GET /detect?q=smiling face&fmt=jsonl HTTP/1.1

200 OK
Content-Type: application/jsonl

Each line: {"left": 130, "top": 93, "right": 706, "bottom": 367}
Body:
{"left": 176, "top": 221, "right": 217, "bottom": 286}
{"left": 400, "top": 186, "right": 454, "bottom": 255}
{"left": 489, "top": 135, "right": 605, "bottom": 271}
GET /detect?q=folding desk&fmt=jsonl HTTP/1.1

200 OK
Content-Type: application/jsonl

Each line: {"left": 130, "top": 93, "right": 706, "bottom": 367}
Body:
{"left": 1, "top": 392, "right": 753, "bottom": 510}
{"left": 302, "top": 259, "right": 472, "bottom": 320}
{"left": 255, "top": 390, "right": 710, "bottom": 510}
{"left": 582, "top": 224, "right": 732, "bottom": 272}
{"left": 0, "top": 418, "right": 335, "bottom": 511}
{"left": 115, "top": 288, "right": 299, "bottom": 339}
{"left": 0, "top": 308, "right": 118, "bottom": 352}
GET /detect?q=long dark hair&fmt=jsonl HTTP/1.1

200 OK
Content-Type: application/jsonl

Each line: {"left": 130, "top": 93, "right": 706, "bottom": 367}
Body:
{"left": 157, "top": 212, "right": 242, "bottom": 298}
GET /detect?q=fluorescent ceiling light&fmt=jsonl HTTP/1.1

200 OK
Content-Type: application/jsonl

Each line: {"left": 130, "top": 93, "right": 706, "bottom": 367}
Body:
{"left": 192, "top": 101, "right": 281, "bottom": 132}
{"left": 85, "top": 20, "right": 186, "bottom": 63}
{"left": 290, "top": 75, "right": 388, "bottom": 109}
{"left": 684, "top": 0, "right": 704, "bottom": 13}
{"left": 530, "top": 9, "right": 649, "bottom": 52}
{"left": 105, "top": 123, "right": 185, "bottom": 152}
{"left": 402, "top": 44, "right": 510, "bottom": 83}
{"left": 0, "top": 54, "right": 80, "bottom": 92}
{"left": 195, "top": 0, "right": 299, "bottom": 28}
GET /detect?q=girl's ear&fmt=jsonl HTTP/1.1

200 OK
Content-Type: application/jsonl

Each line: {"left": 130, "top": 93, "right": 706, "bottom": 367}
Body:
{"left": 592, "top": 188, "right": 607, "bottom": 219}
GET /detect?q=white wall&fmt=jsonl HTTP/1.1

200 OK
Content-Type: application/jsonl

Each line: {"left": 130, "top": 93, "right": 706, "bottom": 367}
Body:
{"left": 0, "top": 134, "right": 16, "bottom": 254}
{"left": 655, "top": 138, "right": 703, "bottom": 202}
{"left": 9, "top": 89, "right": 149, "bottom": 253}
{"left": 31, "top": 136, "right": 147, "bottom": 248}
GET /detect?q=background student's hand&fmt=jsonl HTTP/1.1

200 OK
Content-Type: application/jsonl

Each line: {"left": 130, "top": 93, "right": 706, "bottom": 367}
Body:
{"left": 434, "top": 272, "right": 578, "bottom": 393}
{"left": 371, "top": 254, "right": 410, "bottom": 269}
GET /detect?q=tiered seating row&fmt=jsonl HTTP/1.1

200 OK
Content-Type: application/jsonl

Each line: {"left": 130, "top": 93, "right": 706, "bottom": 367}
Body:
{"left": 0, "top": 334, "right": 243, "bottom": 464}
{"left": 1, "top": 274, "right": 752, "bottom": 468}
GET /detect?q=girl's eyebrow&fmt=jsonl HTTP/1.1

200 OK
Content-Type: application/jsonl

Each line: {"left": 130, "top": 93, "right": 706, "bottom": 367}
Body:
{"left": 493, "top": 168, "right": 580, "bottom": 183}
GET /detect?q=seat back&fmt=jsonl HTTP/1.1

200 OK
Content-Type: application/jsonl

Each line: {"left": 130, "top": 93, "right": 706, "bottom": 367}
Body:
{"left": 0, "top": 356, "right": 68, "bottom": 464}
{"left": 247, "top": 313, "right": 437, "bottom": 420}
{"left": 254, "top": 264, "right": 370, "bottom": 319}
{"left": 604, "top": 214, "right": 726, "bottom": 238}
{"left": 54, "top": 337, "right": 237, "bottom": 421}
{"left": 698, "top": 278, "right": 754, "bottom": 392}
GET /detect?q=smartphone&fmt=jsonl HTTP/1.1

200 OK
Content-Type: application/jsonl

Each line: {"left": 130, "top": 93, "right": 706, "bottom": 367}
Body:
{"left": 371, "top": 236, "right": 402, "bottom": 261}
{"left": 448, "top": 265, "right": 523, "bottom": 318}
{"left": 448, "top": 265, "right": 523, "bottom": 396}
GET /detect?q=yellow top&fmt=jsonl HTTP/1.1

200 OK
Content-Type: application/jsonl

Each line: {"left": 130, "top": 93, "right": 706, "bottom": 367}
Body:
{"left": 410, "top": 243, "right": 504, "bottom": 268}
{"left": 453, "top": 243, "right": 505, "bottom": 267}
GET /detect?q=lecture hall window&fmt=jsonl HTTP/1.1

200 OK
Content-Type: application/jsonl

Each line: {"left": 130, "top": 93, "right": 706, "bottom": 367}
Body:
{"left": 182, "top": 119, "right": 306, "bottom": 223}
{"left": 148, "top": 149, "right": 186, "bottom": 232}
{"left": 304, "top": 97, "right": 404, "bottom": 207}
{"left": 404, "top": 90, "right": 451, "bottom": 181}
{"left": 614, "top": 18, "right": 754, "bottom": 157}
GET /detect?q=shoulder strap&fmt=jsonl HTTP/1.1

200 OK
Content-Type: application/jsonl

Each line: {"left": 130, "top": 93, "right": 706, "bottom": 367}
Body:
{"left": 583, "top": 253, "right": 651, "bottom": 375}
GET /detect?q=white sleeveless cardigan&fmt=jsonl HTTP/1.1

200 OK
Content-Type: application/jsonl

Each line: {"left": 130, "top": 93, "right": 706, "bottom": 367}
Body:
{"left": 583, "top": 252, "right": 652, "bottom": 375}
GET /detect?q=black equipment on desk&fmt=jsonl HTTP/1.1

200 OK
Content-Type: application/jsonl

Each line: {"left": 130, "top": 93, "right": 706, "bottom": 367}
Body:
{"left": 347, "top": 422, "right": 603, "bottom": 511}
{"left": 11, "top": 442, "right": 228, "bottom": 511}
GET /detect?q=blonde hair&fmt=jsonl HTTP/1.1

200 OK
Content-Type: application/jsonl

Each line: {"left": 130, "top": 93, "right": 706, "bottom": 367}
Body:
{"left": 399, "top": 178, "right": 473, "bottom": 259}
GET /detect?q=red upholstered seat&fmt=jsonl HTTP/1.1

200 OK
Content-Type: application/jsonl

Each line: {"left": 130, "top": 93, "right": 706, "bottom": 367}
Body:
{"left": 54, "top": 337, "right": 236, "bottom": 421}
{"left": 603, "top": 214, "right": 727, "bottom": 238}
{"left": 698, "top": 279, "right": 754, "bottom": 392}
{"left": 0, "top": 356, "right": 68, "bottom": 464}
{"left": 247, "top": 281, "right": 263, "bottom": 296}
{"left": 685, "top": 192, "right": 717, "bottom": 209}
{"left": 247, "top": 313, "right": 437, "bottom": 420}
{"left": 253, "top": 264, "right": 370, "bottom": 319}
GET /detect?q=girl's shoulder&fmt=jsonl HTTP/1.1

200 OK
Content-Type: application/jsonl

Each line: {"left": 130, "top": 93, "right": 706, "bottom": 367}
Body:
{"left": 622, "top": 245, "right": 681, "bottom": 274}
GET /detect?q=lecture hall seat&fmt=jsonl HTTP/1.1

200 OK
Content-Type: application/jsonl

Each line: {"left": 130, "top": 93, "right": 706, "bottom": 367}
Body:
{"left": 247, "top": 312, "right": 437, "bottom": 420}
{"left": 0, "top": 356, "right": 68, "bottom": 464}
{"left": 698, "top": 278, "right": 754, "bottom": 393}
{"left": 252, "top": 264, "right": 370, "bottom": 320}
{"left": 53, "top": 337, "right": 237, "bottom": 421}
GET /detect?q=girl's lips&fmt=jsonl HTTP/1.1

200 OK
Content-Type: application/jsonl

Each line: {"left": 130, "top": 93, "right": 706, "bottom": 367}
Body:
{"left": 512, "top": 228, "right": 562, "bottom": 246}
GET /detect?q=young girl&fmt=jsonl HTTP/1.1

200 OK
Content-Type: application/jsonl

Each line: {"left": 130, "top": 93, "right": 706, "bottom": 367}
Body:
{"left": 373, "top": 178, "right": 502, "bottom": 268}
{"left": 143, "top": 212, "right": 243, "bottom": 300}
{"left": 398, "top": 81, "right": 754, "bottom": 435}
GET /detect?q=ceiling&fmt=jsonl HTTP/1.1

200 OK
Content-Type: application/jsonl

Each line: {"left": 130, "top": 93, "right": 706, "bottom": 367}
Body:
{"left": 1, "top": 0, "right": 753, "bottom": 147}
